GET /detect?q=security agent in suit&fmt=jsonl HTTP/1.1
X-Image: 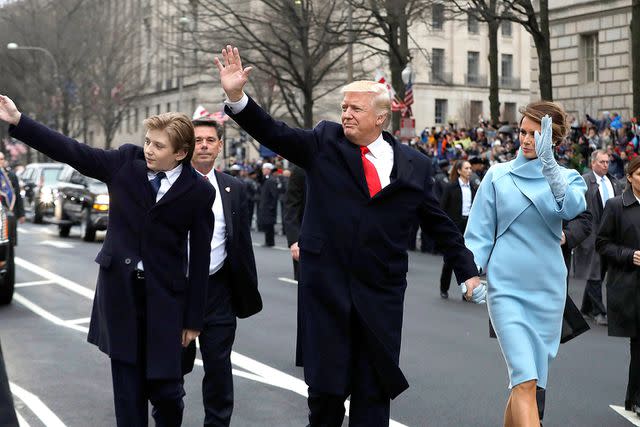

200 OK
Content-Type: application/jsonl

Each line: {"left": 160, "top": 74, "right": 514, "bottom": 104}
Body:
{"left": 576, "top": 150, "right": 624, "bottom": 324}
{"left": 189, "top": 118, "right": 262, "bottom": 427}
{"left": 438, "top": 160, "right": 476, "bottom": 298}
{"left": 257, "top": 162, "right": 280, "bottom": 246}
{"left": 215, "top": 47, "right": 481, "bottom": 427}
{"left": 0, "top": 95, "right": 215, "bottom": 427}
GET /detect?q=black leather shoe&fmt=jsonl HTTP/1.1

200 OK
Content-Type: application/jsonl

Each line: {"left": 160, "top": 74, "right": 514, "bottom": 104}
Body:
{"left": 440, "top": 291, "right": 448, "bottom": 299}
{"left": 632, "top": 404, "right": 640, "bottom": 416}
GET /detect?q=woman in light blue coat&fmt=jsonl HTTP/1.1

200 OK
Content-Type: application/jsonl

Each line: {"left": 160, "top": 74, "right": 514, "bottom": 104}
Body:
{"left": 464, "top": 101, "right": 587, "bottom": 426}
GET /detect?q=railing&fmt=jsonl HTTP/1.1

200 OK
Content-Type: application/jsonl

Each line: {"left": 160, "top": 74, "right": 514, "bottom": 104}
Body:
{"left": 430, "top": 71, "right": 453, "bottom": 85}
{"left": 465, "top": 74, "right": 487, "bottom": 87}
{"left": 500, "top": 76, "right": 521, "bottom": 89}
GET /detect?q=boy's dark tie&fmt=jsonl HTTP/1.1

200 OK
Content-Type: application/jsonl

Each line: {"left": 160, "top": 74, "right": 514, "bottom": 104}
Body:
{"left": 150, "top": 171, "right": 166, "bottom": 198}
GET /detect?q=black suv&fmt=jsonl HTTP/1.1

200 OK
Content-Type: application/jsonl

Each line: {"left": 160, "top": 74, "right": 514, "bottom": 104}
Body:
{"left": 52, "top": 165, "right": 109, "bottom": 242}
{"left": 0, "top": 203, "right": 16, "bottom": 305}
{"left": 20, "top": 163, "right": 63, "bottom": 223}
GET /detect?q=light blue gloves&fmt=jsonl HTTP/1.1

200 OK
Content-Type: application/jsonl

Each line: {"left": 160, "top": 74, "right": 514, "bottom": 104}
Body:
{"left": 461, "top": 281, "right": 487, "bottom": 304}
{"left": 534, "top": 114, "right": 567, "bottom": 203}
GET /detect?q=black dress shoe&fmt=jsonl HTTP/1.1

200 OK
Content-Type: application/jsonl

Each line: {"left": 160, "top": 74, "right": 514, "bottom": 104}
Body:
{"left": 632, "top": 404, "right": 640, "bottom": 416}
{"left": 440, "top": 291, "right": 448, "bottom": 299}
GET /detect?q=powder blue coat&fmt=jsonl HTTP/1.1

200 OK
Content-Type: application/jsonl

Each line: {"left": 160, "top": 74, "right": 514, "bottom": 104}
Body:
{"left": 464, "top": 152, "right": 587, "bottom": 389}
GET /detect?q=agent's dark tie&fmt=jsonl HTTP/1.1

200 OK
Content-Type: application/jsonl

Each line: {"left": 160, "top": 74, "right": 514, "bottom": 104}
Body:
{"left": 150, "top": 171, "right": 166, "bottom": 198}
{"left": 360, "top": 146, "right": 381, "bottom": 197}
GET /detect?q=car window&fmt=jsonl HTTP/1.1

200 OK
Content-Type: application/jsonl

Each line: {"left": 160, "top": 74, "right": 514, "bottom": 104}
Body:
{"left": 42, "top": 168, "right": 61, "bottom": 185}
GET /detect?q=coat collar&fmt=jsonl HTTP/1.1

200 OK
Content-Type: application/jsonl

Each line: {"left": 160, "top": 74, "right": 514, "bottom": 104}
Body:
{"left": 622, "top": 187, "right": 639, "bottom": 207}
{"left": 334, "top": 130, "right": 415, "bottom": 200}
{"left": 152, "top": 163, "right": 197, "bottom": 210}
{"left": 214, "top": 170, "right": 234, "bottom": 240}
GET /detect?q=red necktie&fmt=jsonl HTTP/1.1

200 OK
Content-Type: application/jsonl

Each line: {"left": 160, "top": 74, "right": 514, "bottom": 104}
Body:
{"left": 360, "top": 146, "right": 382, "bottom": 197}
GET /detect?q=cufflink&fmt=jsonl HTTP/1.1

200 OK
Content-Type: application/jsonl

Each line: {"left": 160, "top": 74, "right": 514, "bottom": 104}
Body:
{"left": 225, "top": 187, "right": 231, "bottom": 192}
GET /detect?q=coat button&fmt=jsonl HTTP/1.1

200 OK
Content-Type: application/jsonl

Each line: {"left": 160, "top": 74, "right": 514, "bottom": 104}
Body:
{"left": 124, "top": 258, "right": 131, "bottom": 265}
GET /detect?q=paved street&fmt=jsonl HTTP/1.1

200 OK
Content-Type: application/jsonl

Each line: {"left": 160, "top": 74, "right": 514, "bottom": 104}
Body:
{"left": 0, "top": 222, "right": 637, "bottom": 426}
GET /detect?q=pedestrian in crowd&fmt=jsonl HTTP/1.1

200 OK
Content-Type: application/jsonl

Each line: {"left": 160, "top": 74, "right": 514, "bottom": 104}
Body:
{"left": 465, "top": 101, "right": 587, "bottom": 426}
{"left": 596, "top": 156, "right": 640, "bottom": 418}
{"left": 257, "top": 162, "right": 280, "bottom": 247}
{"left": 0, "top": 339, "right": 18, "bottom": 427}
{"left": 215, "top": 46, "right": 481, "bottom": 427}
{"left": 0, "top": 94, "right": 215, "bottom": 427}
{"left": 0, "top": 151, "right": 25, "bottom": 226}
{"left": 575, "top": 150, "right": 624, "bottom": 325}
{"left": 188, "top": 117, "right": 262, "bottom": 426}
{"left": 438, "top": 160, "right": 476, "bottom": 299}
{"left": 432, "top": 159, "right": 450, "bottom": 200}
{"left": 283, "top": 164, "right": 306, "bottom": 367}
{"left": 242, "top": 168, "right": 259, "bottom": 230}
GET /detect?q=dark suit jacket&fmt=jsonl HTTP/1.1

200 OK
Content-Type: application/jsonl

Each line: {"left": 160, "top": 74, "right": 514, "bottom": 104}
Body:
{"left": 575, "top": 171, "right": 624, "bottom": 280}
{"left": 214, "top": 170, "right": 262, "bottom": 319}
{"left": 439, "top": 179, "right": 476, "bottom": 230}
{"left": 226, "top": 97, "right": 477, "bottom": 399}
{"left": 9, "top": 116, "right": 215, "bottom": 379}
{"left": 257, "top": 174, "right": 280, "bottom": 226}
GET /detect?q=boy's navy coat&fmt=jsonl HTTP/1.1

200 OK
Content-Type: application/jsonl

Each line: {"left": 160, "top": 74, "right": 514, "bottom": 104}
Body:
{"left": 10, "top": 116, "right": 215, "bottom": 379}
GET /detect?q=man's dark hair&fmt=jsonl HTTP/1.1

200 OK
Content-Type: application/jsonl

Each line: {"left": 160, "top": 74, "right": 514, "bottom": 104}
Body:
{"left": 192, "top": 118, "right": 224, "bottom": 140}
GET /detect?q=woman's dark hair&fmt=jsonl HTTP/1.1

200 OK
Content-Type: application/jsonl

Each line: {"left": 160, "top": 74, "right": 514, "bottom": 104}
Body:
{"left": 626, "top": 156, "right": 640, "bottom": 189}
{"left": 519, "top": 101, "right": 568, "bottom": 146}
{"left": 449, "top": 159, "right": 470, "bottom": 182}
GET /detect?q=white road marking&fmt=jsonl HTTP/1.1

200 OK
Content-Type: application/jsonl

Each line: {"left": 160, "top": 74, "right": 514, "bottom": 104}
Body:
{"left": 38, "top": 241, "right": 75, "bottom": 249}
{"left": 15, "top": 258, "right": 94, "bottom": 300}
{"left": 14, "top": 259, "right": 409, "bottom": 427}
{"left": 10, "top": 382, "right": 67, "bottom": 427}
{"left": 17, "top": 227, "right": 32, "bottom": 234}
{"left": 66, "top": 317, "right": 91, "bottom": 325}
{"left": 16, "top": 410, "right": 31, "bottom": 427}
{"left": 610, "top": 405, "right": 640, "bottom": 425}
{"left": 277, "top": 277, "right": 298, "bottom": 285}
{"left": 15, "top": 280, "right": 55, "bottom": 288}
{"left": 13, "top": 294, "right": 89, "bottom": 333}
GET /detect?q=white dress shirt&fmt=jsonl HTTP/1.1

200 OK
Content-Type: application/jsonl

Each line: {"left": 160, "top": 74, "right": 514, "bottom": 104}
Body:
{"left": 363, "top": 133, "right": 394, "bottom": 190}
{"left": 200, "top": 169, "right": 227, "bottom": 275}
{"left": 593, "top": 171, "right": 615, "bottom": 208}
{"left": 225, "top": 93, "right": 395, "bottom": 189}
{"left": 137, "top": 163, "right": 183, "bottom": 271}
{"left": 459, "top": 178, "right": 472, "bottom": 216}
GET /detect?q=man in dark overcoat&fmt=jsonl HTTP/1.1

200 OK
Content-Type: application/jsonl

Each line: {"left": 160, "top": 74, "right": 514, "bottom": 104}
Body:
{"left": 214, "top": 46, "right": 481, "bottom": 427}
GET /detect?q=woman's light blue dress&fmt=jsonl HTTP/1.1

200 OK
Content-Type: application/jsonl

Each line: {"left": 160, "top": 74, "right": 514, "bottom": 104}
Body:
{"left": 464, "top": 152, "right": 587, "bottom": 389}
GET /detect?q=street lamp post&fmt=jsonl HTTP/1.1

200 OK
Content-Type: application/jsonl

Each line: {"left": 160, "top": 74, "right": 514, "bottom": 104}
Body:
{"left": 7, "top": 43, "right": 59, "bottom": 87}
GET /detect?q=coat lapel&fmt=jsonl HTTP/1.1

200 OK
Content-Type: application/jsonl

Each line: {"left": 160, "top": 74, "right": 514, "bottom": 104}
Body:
{"left": 373, "top": 134, "right": 417, "bottom": 200}
{"left": 335, "top": 135, "right": 369, "bottom": 198}
{"left": 215, "top": 171, "right": 234, "bottom": 240}
{"left": 133, "top": 158, "right": 156, "bottom": 208}
{"left": 152, "top": 164, "right": 196, "bottom": 210}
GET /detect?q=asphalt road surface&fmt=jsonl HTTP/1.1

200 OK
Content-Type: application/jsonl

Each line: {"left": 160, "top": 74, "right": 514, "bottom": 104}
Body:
{"left": 0, "top": 222, "right": 637, "bottom": 426}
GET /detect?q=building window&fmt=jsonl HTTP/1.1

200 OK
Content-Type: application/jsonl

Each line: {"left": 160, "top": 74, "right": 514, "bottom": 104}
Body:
{"left": 167, "top": 102, "right": 171, "bottom": 112}
{"left": 468, "top": 15, "right": 479, "bottom": 34}
{"left": 501, "top": 21, "right": 512, "bottom": 37}
{"left": 156, "top": 104, "right": 161, "bottom": 115}
{"left": 470, "top": 101, "right": 483, "bottom": 123}
{"left": 503, "top": 102, "right": 517, "bottom": 123}
{"left": 501, "top": 54, "right": 513, "bottom": 78}
{"left": 581, "top": 33, "right": 599, "bottom": 83}
{"left": 467, "top": 51, "right": 480, "bottom": 84}
{"left": 145, "top": 106, "right": 150, "bottom": 119}
{"left": 432, "top": 4, "right": 444, "bottom": 30}
{"left": 134, "top": 108, "right": 139, "bottom": 132}
{"left": 432, "top": 48, "right": 445, "bottom": 77}
{"left": 435, "top": 99, "right": 447, "bottom": 124}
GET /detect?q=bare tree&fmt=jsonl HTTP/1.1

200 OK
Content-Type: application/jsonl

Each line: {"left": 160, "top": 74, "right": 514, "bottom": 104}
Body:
{"left": 348, "top": 0, "right": 433, "bottom": 132}
{"left": 177, "top": 0, "right": 365, "bottom": 128}
{"left": 502, "top": 0, "right": 552, "bottom": 100}
{"left": 449, "top": 0, "right": 502, "bottom": 125}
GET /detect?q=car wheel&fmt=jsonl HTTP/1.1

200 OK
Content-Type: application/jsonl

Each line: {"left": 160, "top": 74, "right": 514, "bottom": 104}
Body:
{"left": 58, "top": 224, "right": 71, "bottom": 238}
{"left": 0, "top": 245, "right": 15, "bottom": 305}
{"left": 33, "top": 202, "right": 43, "bottom": 224}
{"left": 80, "top": 208, "right": 96, "bottom": 242}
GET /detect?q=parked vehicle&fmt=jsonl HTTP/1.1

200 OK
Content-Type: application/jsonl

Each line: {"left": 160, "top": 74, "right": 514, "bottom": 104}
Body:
{"left": 51, "top": 165, "right": 108, "bottom": 242}
{"left": 20, "top": 163, "right": 63, "bottom": 223}
{"left": 0, "top": 203, "right": 16, "bottom": 305}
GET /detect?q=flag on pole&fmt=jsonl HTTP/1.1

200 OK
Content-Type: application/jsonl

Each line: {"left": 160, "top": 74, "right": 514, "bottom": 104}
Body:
{"left": 192, "top": 105, "right": 230, "bottom": 122}
{"left": 374, "top": 69, "right": 396, "bottom": 99}
{"left": 403, "top": 81, "right": 414, "bottom": 116}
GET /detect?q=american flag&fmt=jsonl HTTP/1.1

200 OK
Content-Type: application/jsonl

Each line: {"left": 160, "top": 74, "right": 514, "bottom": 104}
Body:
{"left": 404, "top": 81, "right": 414, "bottom": 110}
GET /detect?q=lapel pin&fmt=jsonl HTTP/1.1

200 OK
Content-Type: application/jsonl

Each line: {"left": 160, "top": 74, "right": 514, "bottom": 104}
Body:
{"left": 225, "top": 187, "right": 231, "bottom": 193}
